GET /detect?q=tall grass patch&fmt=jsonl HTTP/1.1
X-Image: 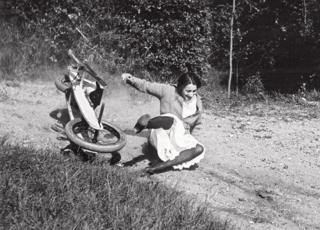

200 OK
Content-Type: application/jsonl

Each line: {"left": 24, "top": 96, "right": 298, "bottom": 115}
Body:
{"left": 0, "top": 21, "right": 57, "bottom": 81}
{"left": 0, "top": 138, "right": 227, "bottom": 230}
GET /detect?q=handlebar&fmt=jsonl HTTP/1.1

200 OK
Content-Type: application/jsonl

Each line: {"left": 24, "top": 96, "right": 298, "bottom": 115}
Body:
{"left": 68, "top": 49, "right": 82, "bottom": 65}
{"left": 68, "top": 49, "right": 107, "bottom": 87}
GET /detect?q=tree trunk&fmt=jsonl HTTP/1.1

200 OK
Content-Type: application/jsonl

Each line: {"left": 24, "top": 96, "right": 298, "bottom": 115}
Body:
{"left": 303, "top": 0, "right": 308, "bottom": 34}
{"left": 236, "top": 62, "right": 239, "bottom": 97}
{"left": 228, "top": 0, "right": 236, "bottom": 99}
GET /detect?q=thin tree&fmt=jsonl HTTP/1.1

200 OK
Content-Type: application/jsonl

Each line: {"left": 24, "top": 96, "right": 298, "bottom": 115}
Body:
{"left": 228, "top": 0, "right": 236, "bottom": 99}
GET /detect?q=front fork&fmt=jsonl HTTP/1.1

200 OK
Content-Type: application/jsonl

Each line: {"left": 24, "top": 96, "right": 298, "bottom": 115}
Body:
{"left": 93, "top": 103, "right": 105, "bottom": 143}
{"left": 66, "top": 88, "right": 106, "bottom": 143}
{"left": 65, "top": 89, "right": 84, "bottom": 122}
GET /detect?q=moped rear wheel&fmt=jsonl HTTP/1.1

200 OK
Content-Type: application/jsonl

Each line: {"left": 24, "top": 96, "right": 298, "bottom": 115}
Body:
{"left": 65, "top": 118, "right": 126, "bottom": 153}
{"left": 55, "top": 75, "right": 71, "bottom": 92}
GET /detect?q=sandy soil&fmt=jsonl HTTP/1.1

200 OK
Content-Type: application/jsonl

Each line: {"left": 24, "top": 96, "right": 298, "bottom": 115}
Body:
{"left": 0, "top": 80, "right": 320, "bottom": 230}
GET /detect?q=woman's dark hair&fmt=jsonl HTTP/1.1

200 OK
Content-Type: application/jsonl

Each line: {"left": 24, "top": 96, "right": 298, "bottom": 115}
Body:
{"left": 176, "top": 72, "right": 201, "bottom": 94}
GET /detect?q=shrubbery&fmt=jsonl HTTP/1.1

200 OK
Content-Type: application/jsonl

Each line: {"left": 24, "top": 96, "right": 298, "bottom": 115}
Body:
{"left": 2, "top": 0, "right": 320, "bottom": 92}
{"left": 2, "top": 0, "right": 210, "bottom": 83}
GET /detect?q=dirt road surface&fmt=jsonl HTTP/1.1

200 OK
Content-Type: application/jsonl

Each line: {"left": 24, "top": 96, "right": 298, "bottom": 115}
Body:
{"left": 1, "top": 80, "right": 320, "bottom": 230}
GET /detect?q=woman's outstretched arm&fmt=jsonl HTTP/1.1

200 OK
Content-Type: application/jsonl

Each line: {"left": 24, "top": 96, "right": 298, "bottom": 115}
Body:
{"left": 122, "top": 73, "right": 167, "bottom": 99}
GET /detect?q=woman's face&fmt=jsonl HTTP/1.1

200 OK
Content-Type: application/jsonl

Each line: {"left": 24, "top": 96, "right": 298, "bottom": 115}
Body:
{"left": 181, "top": 83, "right": 197, "bottom": 101}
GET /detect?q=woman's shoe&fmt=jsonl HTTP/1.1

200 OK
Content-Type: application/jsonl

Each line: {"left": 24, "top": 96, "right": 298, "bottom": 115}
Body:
{"left": 133, "top": 114, "right": 151, "bottom": 133}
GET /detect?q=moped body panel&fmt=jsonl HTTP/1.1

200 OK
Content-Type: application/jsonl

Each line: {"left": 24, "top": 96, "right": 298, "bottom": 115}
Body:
{"left": 72, "top": 80, "right": 103, "bottom": 130}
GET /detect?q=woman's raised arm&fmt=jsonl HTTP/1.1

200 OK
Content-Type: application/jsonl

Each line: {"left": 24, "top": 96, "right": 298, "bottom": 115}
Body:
{"left": 122, "top": 73, "right": 167, "bottom": 99}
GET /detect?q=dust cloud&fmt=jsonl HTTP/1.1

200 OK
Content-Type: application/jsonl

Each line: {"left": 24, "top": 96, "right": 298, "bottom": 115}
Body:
{"left": 100, "top": 75, "right": 159, "bottom": 129}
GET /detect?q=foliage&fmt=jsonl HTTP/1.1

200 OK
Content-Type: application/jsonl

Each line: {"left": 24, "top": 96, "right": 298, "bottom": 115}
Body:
{"left": 2, "top": 0, "right": 320, "bottom": 92}
{"left": 2, "top": 0, "right": 210, "bottom": 82}
{"left": 243, "top": 72, "right": 264, "bottom": 94}
{"left": 0, "top": 140, "right": 227, "bottom": 230}
{"left": 0, "top": 20, "right": 54, "bottom": 80}
{"left": 114, "top": 0, "right": 210, "bottom": 82}
{"left": 208, "top": 0, "right": 320, "bottom": 92}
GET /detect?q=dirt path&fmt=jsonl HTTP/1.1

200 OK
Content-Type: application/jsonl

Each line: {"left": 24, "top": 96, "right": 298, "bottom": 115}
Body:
{"left": 0, "top": 80, "right": 319, "bottom": 230}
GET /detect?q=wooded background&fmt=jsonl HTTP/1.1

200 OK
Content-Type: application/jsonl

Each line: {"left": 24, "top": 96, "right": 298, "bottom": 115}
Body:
{"left": 1, "top": 0, "right": 320, "bottom": 93}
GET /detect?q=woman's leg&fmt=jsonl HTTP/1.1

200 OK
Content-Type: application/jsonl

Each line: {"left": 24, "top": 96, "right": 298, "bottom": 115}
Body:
{"left": 134, "top": 114, "right": 174, "bottom": 133}
{"left": 146, "top": 116, "right": 174, "bottom": 130}
{"left": 145, "top": 144, "right": 204, "bottom": 174}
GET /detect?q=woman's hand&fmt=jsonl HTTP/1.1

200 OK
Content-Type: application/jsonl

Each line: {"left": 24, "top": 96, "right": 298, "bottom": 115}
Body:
{"left": 121, "top": 73, "right": 133, "bottom": 83}
{"left": 183, "top": 113, "right": 201, "bottom": 129}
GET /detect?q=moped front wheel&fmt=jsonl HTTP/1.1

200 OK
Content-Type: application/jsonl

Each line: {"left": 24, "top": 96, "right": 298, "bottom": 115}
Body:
{"left": 65, "top": 118, "right": 126, "bottom": 153}
{"left": 55, "top": 75, "right": 71, "bottom": 93}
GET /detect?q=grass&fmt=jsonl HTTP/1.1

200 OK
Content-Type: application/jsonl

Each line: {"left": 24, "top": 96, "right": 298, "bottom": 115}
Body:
{"left": 0, "top": 21, "right": 61, "bottom": 82}
{"left": 0, "top": 136, "right": 228, "bottom": 230}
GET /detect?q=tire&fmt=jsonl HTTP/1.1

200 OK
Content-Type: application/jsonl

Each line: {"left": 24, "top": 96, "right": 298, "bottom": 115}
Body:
{"left": 65, "top": 117, "right": 126, "bottom": 153}
{"left": 55, "top": 75, "right": 71, "bottom": 92}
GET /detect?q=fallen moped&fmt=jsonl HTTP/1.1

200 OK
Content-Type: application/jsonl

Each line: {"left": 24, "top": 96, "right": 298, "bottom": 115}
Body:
{"left": 55, "top": 49, "right": 126, "bottom": 153}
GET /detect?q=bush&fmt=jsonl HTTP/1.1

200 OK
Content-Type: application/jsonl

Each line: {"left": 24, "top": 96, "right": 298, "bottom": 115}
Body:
{"left": 0, "top": 21, "right": 56, "bottom": 80}
{"left": 115, "top": 0, "right": 210, "bottom": 81}
{"left": 243, "top": 72, "right": 264, "bottom": 94}
{"left": 3, "top": 0, "right": 211, "bottom": 82}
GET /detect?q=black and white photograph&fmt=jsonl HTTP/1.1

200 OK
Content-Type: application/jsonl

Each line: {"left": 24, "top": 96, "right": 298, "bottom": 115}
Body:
{"left": 0, "top": 0, "right": 320, "bottom": 229}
